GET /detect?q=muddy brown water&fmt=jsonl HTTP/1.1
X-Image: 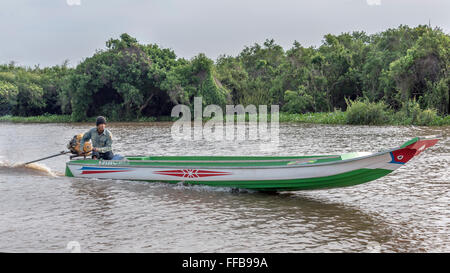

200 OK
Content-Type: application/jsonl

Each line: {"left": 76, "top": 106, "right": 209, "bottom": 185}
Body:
{"left": 0, "top": 122, "right": 448, "bottom": 252}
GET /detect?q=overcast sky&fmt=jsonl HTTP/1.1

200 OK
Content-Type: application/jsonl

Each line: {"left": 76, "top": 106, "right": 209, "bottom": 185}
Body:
{"left": 1, "top": 0, "right": 449, "bottom": 67}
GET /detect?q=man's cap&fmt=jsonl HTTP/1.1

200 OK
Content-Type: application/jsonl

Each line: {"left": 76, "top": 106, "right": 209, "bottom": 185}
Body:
{"left": 96, "top": 116, "right": 106, "bottom": 126}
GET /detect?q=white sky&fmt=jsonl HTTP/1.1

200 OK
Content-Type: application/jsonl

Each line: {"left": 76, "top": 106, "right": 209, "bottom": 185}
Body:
{"left": 0, "top": 0, "right": 448, "bottom": 67}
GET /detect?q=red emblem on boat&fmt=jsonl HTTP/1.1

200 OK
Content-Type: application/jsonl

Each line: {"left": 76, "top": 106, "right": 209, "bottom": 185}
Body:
{"left": 390, "top": 148, "right": 416, "bottom": 164}
{"left": 154, "top": 169, "right": 231, "bottom": 178}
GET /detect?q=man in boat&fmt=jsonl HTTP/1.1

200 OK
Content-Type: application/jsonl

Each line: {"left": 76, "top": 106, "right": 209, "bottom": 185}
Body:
{"left": 79, "top": 116, "right": 114, "bottom": 160}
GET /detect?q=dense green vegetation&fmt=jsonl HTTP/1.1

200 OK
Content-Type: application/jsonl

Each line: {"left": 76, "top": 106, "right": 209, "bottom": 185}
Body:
{"left": 1, "top": 25, "right": 449, "bottom": 125}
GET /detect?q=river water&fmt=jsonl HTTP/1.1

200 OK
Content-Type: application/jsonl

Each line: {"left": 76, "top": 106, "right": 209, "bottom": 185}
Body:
{"left": 0, "top": 122, "right": 448, "bottom": 252}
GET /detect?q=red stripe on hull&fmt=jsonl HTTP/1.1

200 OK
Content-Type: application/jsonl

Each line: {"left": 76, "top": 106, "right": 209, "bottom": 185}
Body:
{"left": 154, "top": 169, "right": 231, "bottom": 178}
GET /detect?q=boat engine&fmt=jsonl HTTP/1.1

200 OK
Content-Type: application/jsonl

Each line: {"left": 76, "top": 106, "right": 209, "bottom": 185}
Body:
{"left": 67, "top": 134, "right": 92, "bottom": 155}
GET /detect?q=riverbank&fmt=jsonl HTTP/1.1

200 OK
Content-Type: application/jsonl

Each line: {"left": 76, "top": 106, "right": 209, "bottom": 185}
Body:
{"left": 279, "top": 112, "right": 450, "bottom": 126}
{"left": 0, "top": 114, "right": 164, "bottom": 123}
{"left": 1, "top": 112, "right": 449, "bottom": 126}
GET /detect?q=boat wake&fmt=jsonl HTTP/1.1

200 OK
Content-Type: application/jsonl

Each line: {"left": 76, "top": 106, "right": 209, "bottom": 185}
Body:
{"left": 0, "top": 159, "right": 62, "bottom": 177}
{"left": 172, "top": 182, "right": 257, "bottom": 194}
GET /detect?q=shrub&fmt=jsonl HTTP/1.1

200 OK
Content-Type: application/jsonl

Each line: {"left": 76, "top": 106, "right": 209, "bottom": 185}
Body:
{"left": 345, "top": 98, "right": 389, "bottom": 125}
{"left": 399, "top": 99, "right": 422, "bottom": 124}
{"left": 395, "top": 99, "right": 440, "bottom": 125}
{"left": 282, "top": 87, "right": 314, "bottom": 114}
{"left": 416, "top": 109, "right": 438, "bottom": 126}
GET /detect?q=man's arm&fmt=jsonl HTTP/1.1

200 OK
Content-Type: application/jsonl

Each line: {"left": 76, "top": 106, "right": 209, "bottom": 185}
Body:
{"left": 97, "top": 131, "right": 113, "bottom": 153}
{"left": 79, "top": 129, "right": 92, "bottom": 154}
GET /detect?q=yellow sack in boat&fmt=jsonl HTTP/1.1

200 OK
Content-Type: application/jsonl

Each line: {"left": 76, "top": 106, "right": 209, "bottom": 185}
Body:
{"left": 67, "top": 134, "right": 92, "bottom": 155}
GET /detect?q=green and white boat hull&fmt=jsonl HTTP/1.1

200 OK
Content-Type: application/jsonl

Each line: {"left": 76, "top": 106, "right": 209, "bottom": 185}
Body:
{"left": 65, "top": 136, "right": 439, "bottom": 191}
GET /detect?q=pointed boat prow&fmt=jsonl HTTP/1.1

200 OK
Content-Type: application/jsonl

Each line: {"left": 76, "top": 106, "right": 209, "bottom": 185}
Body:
{"left": 400, "top": 135, "right": 440, "bottom": 154}
{"left": 391, "top": 135, "right": 441, "bottom": 164}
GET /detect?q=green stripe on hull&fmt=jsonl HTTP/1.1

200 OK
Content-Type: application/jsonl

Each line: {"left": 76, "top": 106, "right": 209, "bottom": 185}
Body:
{"left": 67, "top": 156, "right": 342, "bottom": 168}
{"left": 125, "top": 155, "right": 334, "bottom": 161}
{"left": 65, "top": 166, "right": 74, "bottom": 177}
{"left": 400, "top": 137, "right": 419, "bottom": 148}
{"left": 136, "top": 168, "right": 392, "bottom": 191}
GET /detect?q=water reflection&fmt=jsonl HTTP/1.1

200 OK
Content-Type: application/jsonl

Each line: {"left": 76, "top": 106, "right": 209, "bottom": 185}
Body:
{"left": 67, "top": 177, "right": 400, "bottom": 252}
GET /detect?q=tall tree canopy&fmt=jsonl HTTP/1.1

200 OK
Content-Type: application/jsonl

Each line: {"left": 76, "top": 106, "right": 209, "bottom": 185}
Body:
{"left": 0, "top": 25, "right": 448, "bottom": 120}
